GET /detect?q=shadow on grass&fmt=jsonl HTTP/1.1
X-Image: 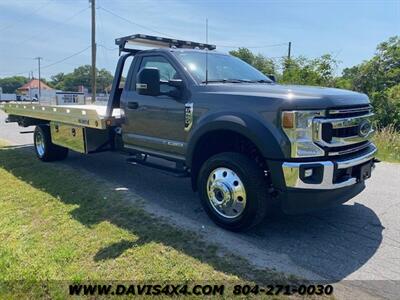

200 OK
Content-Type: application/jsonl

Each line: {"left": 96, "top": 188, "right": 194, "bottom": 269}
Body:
{"left": 94, "top": 239, "right": 144, "bottom": 261}
{"left": 0, "top": 145, "right": 384, "bottom": 284}
{"left": 0, "top": 145, "right": 288, "bottom": 284}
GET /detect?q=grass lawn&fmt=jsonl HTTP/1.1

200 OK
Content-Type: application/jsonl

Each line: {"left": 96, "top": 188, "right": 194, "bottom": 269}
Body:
{"left": 0, "top": 141, "right": 293, "bottom": 298}
{"left": 373, "top": 127, "right": 400, "bottom": 163}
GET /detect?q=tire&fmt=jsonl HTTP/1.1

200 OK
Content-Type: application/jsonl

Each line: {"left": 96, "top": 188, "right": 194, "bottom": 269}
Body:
{"left": 34, "top": 125, "right": 69, "bottom": 162}
{"left": 198, "top": 152, "right": 271, "bottom": 231}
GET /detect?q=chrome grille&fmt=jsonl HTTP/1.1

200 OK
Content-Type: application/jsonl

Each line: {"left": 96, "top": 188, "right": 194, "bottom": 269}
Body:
{"left": 327, "top": 105, "right": 372, "bottom": 117}
{"left": 313, "top": 105, "right": 374, "bottom": 156}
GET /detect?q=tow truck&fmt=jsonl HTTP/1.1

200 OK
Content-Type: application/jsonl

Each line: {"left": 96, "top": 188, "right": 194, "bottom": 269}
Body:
{"left": 1, "top": 34, "right": 377, "bottom": 231}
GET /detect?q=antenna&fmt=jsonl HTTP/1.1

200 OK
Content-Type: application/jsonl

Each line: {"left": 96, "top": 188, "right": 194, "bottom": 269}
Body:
{"left": 205, "top": 18, "right": 209, "bottom": 85}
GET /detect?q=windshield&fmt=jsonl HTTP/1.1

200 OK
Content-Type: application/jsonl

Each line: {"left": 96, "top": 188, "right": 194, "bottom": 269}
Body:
{"left": 174, "top": 51, "right": 272, "bottom": 83}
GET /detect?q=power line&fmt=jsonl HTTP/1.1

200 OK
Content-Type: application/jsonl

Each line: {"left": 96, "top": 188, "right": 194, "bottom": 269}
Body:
{"left": 10, "top": 6, "right": 90, "bottom": 48}
{"left": 99, "top": 6, "right": 288, "bottom": 50}
{"left": 0, "top": 69, "right": 34, "bottom": 77}
{"left": 218, "top": 42, "right": 288, "bottom": 49}
{"left": 97, "top": 6, "right": 111, "bottom": 69}
{"left": 0, "top": 46, "right": 90, "bottom": 77}
{"left": 0, "top": 0, "right": 53, "bottom": 33}
{"left": 41, "top": 46, "right": 91, "bottom": 69}
{"left": 96, "top": 7, "right": 290, "bottom": 51}
{"left": 98, "top": 44, "right": 118, "bottom": 51}
{"left": 98, "top": 6, "right": 179, "bottom": 38}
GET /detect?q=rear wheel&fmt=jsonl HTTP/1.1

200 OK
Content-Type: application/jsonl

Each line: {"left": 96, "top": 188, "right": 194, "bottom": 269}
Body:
{"left": 198, "top": 152, "right": 271, "bottom": 231}
{"left": 34, "top": 125, "right": 69, "bottom": 162}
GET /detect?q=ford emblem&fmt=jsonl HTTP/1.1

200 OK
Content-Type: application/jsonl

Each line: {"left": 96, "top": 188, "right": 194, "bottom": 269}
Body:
{"left": 358, "top": 120, "right": 371, "bottom": 137}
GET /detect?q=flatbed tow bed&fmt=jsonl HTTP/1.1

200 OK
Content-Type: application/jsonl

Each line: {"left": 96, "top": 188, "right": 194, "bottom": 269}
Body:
{"left": 1, "top": 102, "right": 122, "bottom": 129}
{"left": 1, "top": 101, "right": 122, "bottom": 154}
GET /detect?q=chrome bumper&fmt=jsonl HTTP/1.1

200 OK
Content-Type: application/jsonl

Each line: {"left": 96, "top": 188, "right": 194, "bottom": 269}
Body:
{"left": 282, "top": 145, "right": 377, "bottom": 190}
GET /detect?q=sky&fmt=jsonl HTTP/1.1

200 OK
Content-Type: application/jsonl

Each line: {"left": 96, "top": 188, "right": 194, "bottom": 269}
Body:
{"left": 0, "top": 0, "right": 399, "bottom": 79}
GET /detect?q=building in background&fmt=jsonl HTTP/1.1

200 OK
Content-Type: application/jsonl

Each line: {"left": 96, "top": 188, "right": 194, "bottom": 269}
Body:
{"left": 16, "top": 79, "right": 54, "bottom": 101}
{"left": 0, "top": 87, "right": 17, "bottom": 102}
{"left": 14, "top": 79, "right": 85, "bottom": 105}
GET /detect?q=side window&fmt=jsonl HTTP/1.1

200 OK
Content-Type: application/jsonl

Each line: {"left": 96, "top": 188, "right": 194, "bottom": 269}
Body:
{"left": 138, "top": 56, "right": 181, "bottom": 94}
{"left": 140, "top": 56, "right": 180, "bottom": 81}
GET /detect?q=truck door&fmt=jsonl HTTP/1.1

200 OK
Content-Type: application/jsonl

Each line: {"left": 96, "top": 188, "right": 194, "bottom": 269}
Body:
{"left": 121, "top": 54, "right": 187, "bottom": 158}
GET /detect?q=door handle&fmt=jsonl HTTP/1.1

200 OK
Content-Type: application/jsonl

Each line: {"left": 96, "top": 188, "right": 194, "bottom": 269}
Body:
{"left": 127, "top": 102, "right": 139, "bottom": 109}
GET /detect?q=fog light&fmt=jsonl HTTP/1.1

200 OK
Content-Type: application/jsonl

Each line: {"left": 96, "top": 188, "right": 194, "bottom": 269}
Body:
{"left": 299, "top": 164, "right": 324, "bottom": 184}
{"left": 304, "top": 168, "right": 313, "bottom": 178}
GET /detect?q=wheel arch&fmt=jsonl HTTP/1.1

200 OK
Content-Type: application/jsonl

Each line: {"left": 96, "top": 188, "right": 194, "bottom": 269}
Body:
{"left": 186, "top": 113, "right": 284, "bottom": 190}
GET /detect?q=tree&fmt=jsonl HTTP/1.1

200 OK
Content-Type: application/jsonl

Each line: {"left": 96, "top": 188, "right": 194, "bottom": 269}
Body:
{"left": 341, "top": 36, "right": 400, "bottom": 94}
{"left": 281, "top": 54, "right": 339, "bottom": 86}
{"left": 229, "top": 47, "right": 339, "bottom": 86}
{"left": 371, "top": 84, "right": 400, "bottom": 129}
{"left": 230, "top": 48, "right": 276, "bottom": 75}
{"left": 97, "top": 68, "right": 114, "bottom": 93}
{"left": 338, "top": 36, "right": 400, "bottom": 128}
{"left": 52, "top": 65, "right": 114, "bottom": 93}
{"left": 229, "top": 48, "right": 254, "bottom": 65}
{"left": 64, "top": 65, "right": 92, "bottom": 92}
{"left": 49, "top": 73, "right": 66, "bottom": 90}
{"left": 0, "top": 76, "right": 29, "bottom": 93}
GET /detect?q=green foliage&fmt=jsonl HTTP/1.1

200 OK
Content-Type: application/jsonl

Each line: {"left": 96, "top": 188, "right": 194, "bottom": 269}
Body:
{"left": 371, "top": 84, "right": 400, "bottom": 128}
{"left": 97, "top": 68, "right": 114, "bottom": 92}
{"left": 342, "top": 36, "right": 400, "bottom": 95}
{"left": 49, "top": 72, "right": 66, "bottom": 90}
{"left": 0, "top": 76, "right": 29, "bottom": 93}
{"left": 280, "top": 54, "right": 339, "bottom": 86}
{"left": 373, "top": 125, "right": 400, "bottom": 163}
{"left": 230, "top": 48, "right": 276, "bottom": 75}
{"left": 230, "top": 48, "right": 339, "bottom": 86}
{"left": 51, "top": 65, "right": 113, "bottom": 93}
{"left": 340, "top": 36, "right": 400, "bottom": 129}
{"left": 0, "top": 66, "right": 113, "bottom": 94}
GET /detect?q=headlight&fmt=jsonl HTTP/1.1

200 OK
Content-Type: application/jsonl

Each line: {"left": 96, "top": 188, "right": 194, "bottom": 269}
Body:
{"left": 281, "top": 110, "right": 325, "bottom": 158}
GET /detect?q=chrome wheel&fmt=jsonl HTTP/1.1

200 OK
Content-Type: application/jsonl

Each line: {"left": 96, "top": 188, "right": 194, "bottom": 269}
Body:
{"left": 35, "top": 131, "right": 45, "bottom": 157}
{"left": 206, "top": 167, "right": 247, "bottom": 219}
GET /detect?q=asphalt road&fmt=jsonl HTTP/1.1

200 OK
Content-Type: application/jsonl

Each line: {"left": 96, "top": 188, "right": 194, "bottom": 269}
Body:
{"left": 1, "top": 110, "right": 399, "bottom": 298}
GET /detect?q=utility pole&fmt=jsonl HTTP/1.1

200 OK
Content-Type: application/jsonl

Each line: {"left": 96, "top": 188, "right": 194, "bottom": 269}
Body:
{"left": 35, "top": 57, "right": 42, "bottom": 99}
{"left": 90, "top": 0, "right": 96, "bottom": 103}
{"left": 284, "top": 41, "right": 292, "bottom": 73}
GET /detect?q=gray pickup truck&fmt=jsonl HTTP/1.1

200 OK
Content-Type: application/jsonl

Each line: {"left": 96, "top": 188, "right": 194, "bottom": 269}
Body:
{"left": 2, "top": 34, "right": 377, "bottom": 231}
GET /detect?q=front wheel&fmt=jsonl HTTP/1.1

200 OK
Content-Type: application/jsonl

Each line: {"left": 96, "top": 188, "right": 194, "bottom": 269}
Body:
{"left": 34, "top": 125, "right": 69, "bottom": 162}
{"left": 198, "top": 152, "right": 271, "bottom": 231}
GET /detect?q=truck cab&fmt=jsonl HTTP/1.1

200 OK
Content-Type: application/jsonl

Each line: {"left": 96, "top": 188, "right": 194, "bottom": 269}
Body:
{"left": 3, "top": 34, "right": 377, "bottom": 231}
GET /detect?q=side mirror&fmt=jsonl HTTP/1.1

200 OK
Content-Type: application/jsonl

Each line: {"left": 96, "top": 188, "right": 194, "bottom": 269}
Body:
{"left": 168, "top": 79, "right": 183, "bottom": 88}
{"left": 267, "top": 74, "right": 276, "bottom": 83}
{"left": 136, "top": 68, "right": 160, "bottom": 96}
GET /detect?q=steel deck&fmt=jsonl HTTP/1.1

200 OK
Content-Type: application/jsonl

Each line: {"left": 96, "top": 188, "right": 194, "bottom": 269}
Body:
{"left": 0, "top": 102, "right": 122, "bottom": 129}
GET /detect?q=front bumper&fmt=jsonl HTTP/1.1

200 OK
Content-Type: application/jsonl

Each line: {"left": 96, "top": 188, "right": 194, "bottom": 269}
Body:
{"left": 280, "top": 181, "right": 366, "bottom": 214}
{"left": 282, "top": 144, "right": 377, "bottom": 190}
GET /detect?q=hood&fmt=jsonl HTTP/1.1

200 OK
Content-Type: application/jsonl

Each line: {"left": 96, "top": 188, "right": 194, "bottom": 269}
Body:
{"left": 196, "top": 83, "right": 370, "bottom": 110}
